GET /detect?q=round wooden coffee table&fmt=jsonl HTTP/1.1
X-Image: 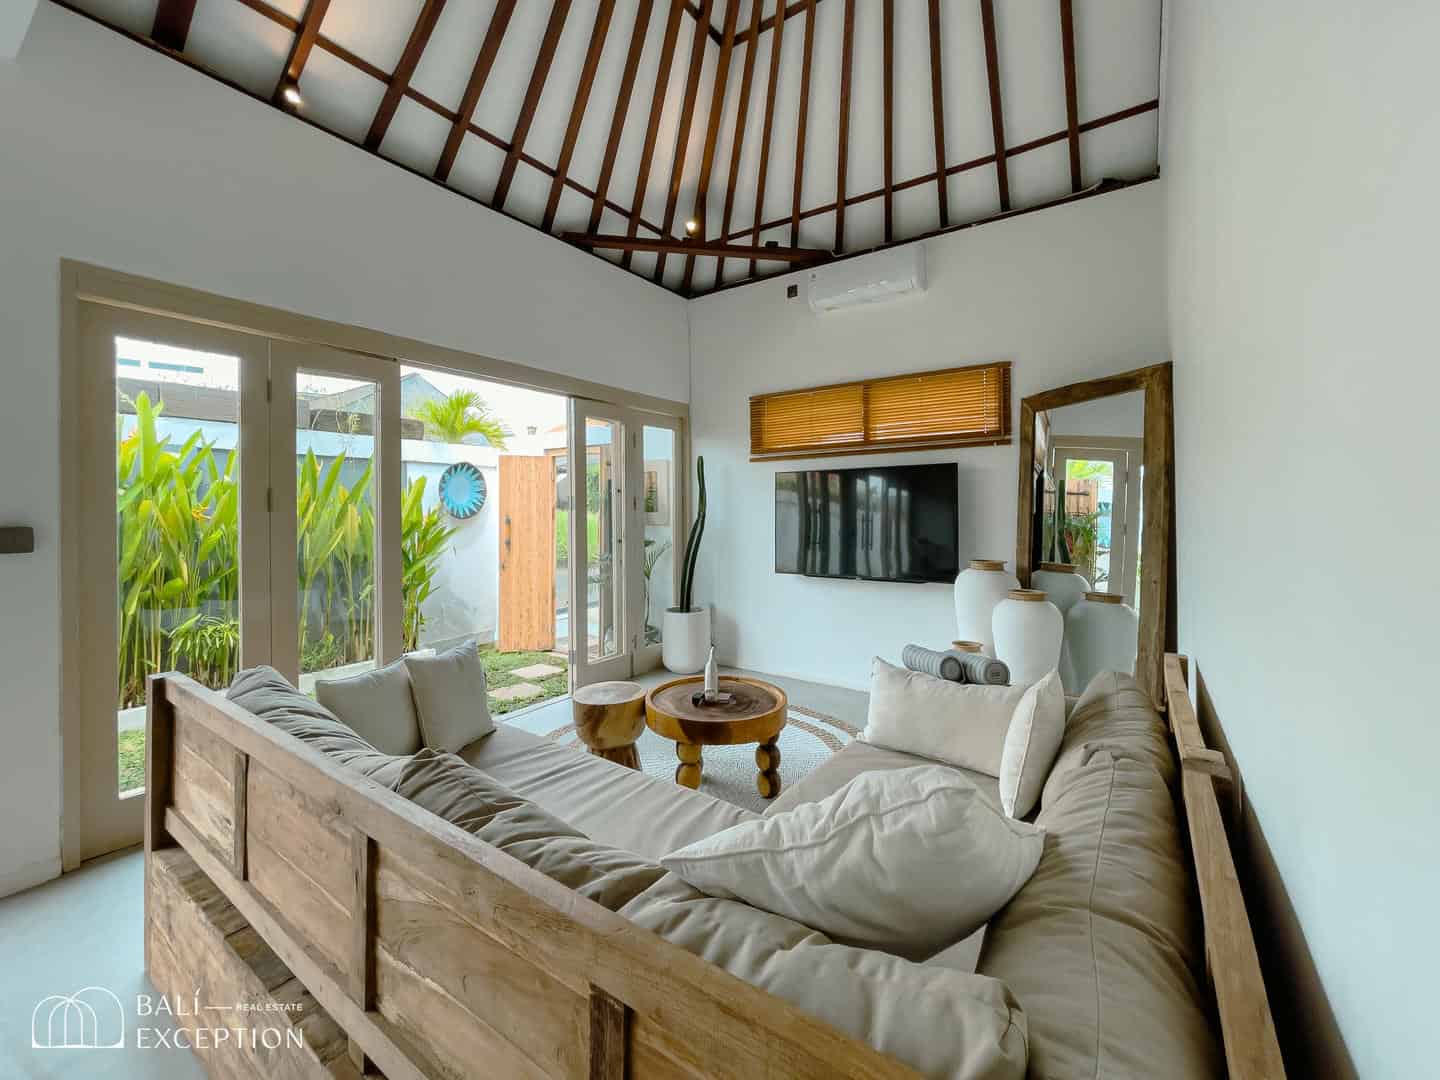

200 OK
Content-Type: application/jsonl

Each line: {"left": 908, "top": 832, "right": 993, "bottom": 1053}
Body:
{"left": 645, "top": 676, "right": 788, "bottom": 798}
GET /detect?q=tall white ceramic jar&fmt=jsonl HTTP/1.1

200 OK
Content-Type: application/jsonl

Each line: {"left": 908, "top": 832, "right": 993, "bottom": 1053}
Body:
{"left": 1064, "top": 591, "right": 1139, "bottom": 692}
{"left": 991, "top": 588, "right": 1064, "bottom": 687}
{"left": 1031, "top": 562, "right": 1092, "bottom": 692}
{"left": 953, "top": 559, "right": 1020, "bottom": 656}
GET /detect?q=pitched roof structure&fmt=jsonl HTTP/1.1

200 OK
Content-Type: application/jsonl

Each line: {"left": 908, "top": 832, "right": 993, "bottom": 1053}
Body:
{"left": 59, "top": 0, "right": 1162, "bottom": 296}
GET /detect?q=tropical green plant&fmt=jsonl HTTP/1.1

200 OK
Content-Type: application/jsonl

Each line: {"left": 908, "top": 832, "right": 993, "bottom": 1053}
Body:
{"left": 401, "top": 475, "right": 458, "bottom": 651}
{"left": 410, "top": 389, "right": 511, "bottom": 448}
{"left": 116, "top": 392, "right": 239, "bottom": 706}
{"left": 115, "top": 396, "right": 458, "bottom": 705}
{"left": 677, "top": 456, "right": 706, "bottom": 613}
{"left": 641, "top": 538, "right": 672, "bottom": 642}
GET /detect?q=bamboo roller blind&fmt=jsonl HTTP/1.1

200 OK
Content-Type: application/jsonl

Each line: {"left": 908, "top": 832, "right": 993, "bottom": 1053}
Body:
{"left": 749, "top": 362, "right": 1011, "bottom": 459}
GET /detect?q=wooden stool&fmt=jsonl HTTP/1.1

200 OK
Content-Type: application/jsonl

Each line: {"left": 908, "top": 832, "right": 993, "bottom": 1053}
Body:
{"left": 572, "top": 681, "right": 646, "bottom": 770}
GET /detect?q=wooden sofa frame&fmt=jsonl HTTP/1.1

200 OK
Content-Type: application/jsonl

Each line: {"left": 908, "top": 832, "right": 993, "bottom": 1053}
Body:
{"left": 143, "top": 656, "right": 1284, "bottom": 1079}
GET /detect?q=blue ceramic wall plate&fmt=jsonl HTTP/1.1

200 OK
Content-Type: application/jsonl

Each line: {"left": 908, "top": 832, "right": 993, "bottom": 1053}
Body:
{"left": 439, "top": 462, "right": 487, "bottom": 519}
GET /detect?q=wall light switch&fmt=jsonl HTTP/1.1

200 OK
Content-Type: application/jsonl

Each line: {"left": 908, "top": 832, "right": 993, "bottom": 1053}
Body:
{"left": 0, "top": 526, "right": 35, "bottom": 554}
{"left": 787, "top": 284, "right": 799, "bottom": 299}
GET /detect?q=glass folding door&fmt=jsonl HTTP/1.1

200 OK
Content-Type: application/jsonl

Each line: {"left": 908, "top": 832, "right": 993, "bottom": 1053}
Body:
{"left": 268, "top": 341, "right": 403, "bottom": 687}
{"left": 76, "top": 306, "right": 270, "bottom": 860}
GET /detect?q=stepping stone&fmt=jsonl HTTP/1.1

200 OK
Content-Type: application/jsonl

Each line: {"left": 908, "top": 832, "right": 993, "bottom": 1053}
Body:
{"left": 489, "top": 682, "right": 545, "bottom": 702}
{"left": 512, "top": 663, "right": 564, "bottom": 679}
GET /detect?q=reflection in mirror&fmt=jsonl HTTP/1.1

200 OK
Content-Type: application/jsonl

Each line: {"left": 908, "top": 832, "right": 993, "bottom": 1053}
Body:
{"left": 1031, "top": 390, "right": 1144, "bottom": 693}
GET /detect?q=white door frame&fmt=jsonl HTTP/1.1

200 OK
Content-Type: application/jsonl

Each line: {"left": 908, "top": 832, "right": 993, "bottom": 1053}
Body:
{"left": 74, "top": 305, "right": 271, "bottom": 861}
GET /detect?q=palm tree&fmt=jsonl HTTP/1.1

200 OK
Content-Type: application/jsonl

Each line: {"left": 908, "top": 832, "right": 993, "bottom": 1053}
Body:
{"left": 410, "top": 389, "right": 511, "bottom": 448}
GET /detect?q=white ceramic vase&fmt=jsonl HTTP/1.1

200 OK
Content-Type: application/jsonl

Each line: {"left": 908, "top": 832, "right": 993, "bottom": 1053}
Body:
{"left": 953, "top": 559, "right": 1020, "bottom": 657}
{"left": 662, "top": 606, "right": 712, "bottom": 674}
{"left": 1031, "top": 562, "right": 1092, "bottom": 692}
{"left": 1064, "top": 591, "right": 1139, "bottom": 692}
{"left": 991, "top": 588, "right": 1064, "bottom": 687}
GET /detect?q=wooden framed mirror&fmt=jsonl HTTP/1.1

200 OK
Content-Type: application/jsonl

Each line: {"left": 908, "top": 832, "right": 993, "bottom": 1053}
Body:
{"left": 1014, "top": 363, "right": 1175, "bottom": 704}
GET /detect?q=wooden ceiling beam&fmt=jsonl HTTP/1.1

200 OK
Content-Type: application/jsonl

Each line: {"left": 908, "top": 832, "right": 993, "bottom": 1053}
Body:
{"left": 364, "top": 0, "right": 447, "bottom": 152}
{"left": 435, "top": 0, "right": 517, "bottom": 182}
{"left": 623, "top": 0, "right": 687, "bottom": 269}
{"left": 652, "top": 0, "right": 715, "bottom": 282}
{"left": 735, "top": 0, "right": 827, "bottom": 45}
{"left": 587, "top": 0, "right": 656, "bottom": 234}
{"left": 542, "top": 0, "right": 617, "bottom": 231}
{"left": 493, "top": 0, "right": 575, "bottom": 213}
{"left": 789, "top": 0, "right": 816, "bottom": 249}
{"left": 926, "top": 0, "right": 950, "bottom": 228}
{"left": 681, "top": 0, "right": 742, "bottom": 292}
{"left": 151, "top": 0, "right": 197, "bottom": 52}
{"left": 273, "top": 0, "right": 331, "bottom": 103}
{"left": 748, "top": 0, "right": 787, "bottom": 276}
{"left": 834, "top": 0, "right": 855, "bottom": 253}
{"left": 882, "top": 0, "right": 894, "bottom": 241}
{"left": 724, "top": 98, "right": 1159, "bottom": 241}
{"left": 979, "top": 0, "right": 1010, "bottom": 211}
{"left": 681, "top": 1, "right": 724, "bottom": 44}
{"left": 713, "top": 0, "right": 765, "bottom": 288}
{"left": 565, "top": 234, "right": 827, "bottom": 263}
{"left": 1059, "top": 0, "right": 1082, "bottom": 191}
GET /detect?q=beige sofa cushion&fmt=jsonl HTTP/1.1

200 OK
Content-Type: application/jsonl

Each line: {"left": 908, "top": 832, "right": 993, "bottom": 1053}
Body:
{"left": 662, "top": 766, "right": 1044, "bottom": 959}
{"left": 314, "top": 657, "right": 423, "bottom": 756}
{"left": 460, "top": 722, "right": 759, "bottom": 861}
{"left": 228, "top": 666, "right": 408, "bottom": 788}
{"left": 764, "top": 738, "right": 1000, "bottom": 817}
{"left": 394, "top": 749, "right": 666, "bottom": 911}
{"left": 975, "top": 752, "right": 1220, "bottom": 1079}
{"left": 623, "top": 873, "right": 1029, "bottom": 1080}
{"left": 398, "top": 746, "right": 1030, "bottom": 1079}
{"left": 1041, "top": 670, "right": 1176, "bottom": 808}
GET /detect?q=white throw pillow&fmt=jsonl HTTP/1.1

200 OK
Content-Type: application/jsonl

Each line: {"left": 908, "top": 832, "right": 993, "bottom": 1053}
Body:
{"left": 998, "top": 670, "right": 1066, "bottom": 819}
{"left": 660, "top": 766, "right": 1045, "bottom": 958}
{"left": 862, "top": 656, "right": 1026, "bottom": 777}
{"left": 404, "top": 641, "right": 494, "bottom": 753}
{"left": 314, "top": 657, "right": 423, "bottom": 756}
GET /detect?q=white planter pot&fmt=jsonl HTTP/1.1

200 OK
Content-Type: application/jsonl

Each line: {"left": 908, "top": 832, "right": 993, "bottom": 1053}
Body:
{"left": 1032, "top": 563, "right": 1092, "bottom": 693}
{"left": 992, "top": 588, "right": 1064, "bottom": 687}
{"left": 1064, "top": 591, "right": 1139, "bottom": 693}
{"left": 662, "top": 606, "right": 712, "bottom": 674}
{"left": 953, "top": 559, "right": 1019, "bottom": 657}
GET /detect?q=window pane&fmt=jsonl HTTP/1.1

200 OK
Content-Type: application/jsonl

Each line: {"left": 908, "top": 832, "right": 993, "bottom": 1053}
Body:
{"left": 642, "top": 426, "right": 676, "bottom": 644}
{"left": 1062, "top": 458, "right": 1116, "bottom": 590}
{"left": 115, "top": 338, "right": 240, "bottom": 794}
{"left": 296, "top": 371, "right": 376, "bottom": 688}
{"left": 585, "top": 419, "right": 624, "bottom": 663}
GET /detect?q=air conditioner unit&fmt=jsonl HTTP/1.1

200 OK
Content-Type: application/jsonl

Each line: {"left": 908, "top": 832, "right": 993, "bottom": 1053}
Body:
{"left": 807, "top": 245, "right": 926, "bottom": 312}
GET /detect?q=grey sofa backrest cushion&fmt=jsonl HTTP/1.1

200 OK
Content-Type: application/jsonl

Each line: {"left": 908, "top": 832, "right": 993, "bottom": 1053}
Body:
{"left": 975, "top": 752, "right": 1219, "bottom": 1079}
{"left": 1041, "top": 669, "right": 1176, "bottom": 808}
{"left": 227, "top": 665, "right": 408, "bottom": 789}
{"left": 395, "top": 748, "right": 1029, "bottom": 1080}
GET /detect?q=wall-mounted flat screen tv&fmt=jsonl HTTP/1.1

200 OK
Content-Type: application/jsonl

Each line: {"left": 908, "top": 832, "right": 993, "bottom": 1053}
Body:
{"left": 775, "top": 463, "right": 959, "bottom": 583}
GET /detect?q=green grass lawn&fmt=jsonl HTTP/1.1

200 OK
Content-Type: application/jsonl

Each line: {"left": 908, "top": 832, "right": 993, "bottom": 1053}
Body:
{"left": 114, "top": 647, "right": 569, "bottom": 791}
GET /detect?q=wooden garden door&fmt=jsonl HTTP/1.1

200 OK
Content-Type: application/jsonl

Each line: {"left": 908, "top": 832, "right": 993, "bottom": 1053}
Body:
{"left": 497, "top": 455, "right": 556, "bottom": 652}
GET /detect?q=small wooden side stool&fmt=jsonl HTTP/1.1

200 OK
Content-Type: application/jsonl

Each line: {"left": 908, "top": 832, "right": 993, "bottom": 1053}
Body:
{"left": 572, "top": 681, "right": 647, "bottom": 769}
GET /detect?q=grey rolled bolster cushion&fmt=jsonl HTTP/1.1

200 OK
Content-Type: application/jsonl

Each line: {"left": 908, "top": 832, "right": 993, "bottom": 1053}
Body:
{"left": 901, "top": 644, "right": 963, "bottom": 681}
{"left": 901, "top": 644, "right": 1011, "bottom": 686}
{"left": 951, "top": 651, "right": 1010, "bottom": 686}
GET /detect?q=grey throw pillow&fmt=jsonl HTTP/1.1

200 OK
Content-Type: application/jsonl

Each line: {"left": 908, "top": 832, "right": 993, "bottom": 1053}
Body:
{"left": 403, "top": 641, "right": 494, "bottom": 753}
{"left": 314, "top": 657, "right": 423, "bottom": 757}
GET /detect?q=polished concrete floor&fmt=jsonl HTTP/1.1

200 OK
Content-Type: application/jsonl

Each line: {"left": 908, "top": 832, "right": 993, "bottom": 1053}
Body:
{"left": 0, "top": 667, "right": 867, "bottom": 1079}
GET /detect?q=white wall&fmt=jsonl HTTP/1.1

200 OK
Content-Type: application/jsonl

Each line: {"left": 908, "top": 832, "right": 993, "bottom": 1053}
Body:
{"left": 687, "top": 183, "right": 1168, "bottom": 690}
{"left": 1164, "top": 3, "right": 1439, "bottom": 1076}
{"left": 0, "top": 4, "right": 688, "bottom": 897}
{"left": 1049, "top": 390, "right": 1145, "bottom": 438}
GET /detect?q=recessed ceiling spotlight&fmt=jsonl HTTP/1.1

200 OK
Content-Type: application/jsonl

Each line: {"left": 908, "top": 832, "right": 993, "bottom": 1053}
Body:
{"left": 685, "top": 219, "right": 698, "bottom": 235}
{"left": 282, "top": 83, "right": 303, "bottom": 107}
